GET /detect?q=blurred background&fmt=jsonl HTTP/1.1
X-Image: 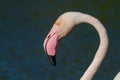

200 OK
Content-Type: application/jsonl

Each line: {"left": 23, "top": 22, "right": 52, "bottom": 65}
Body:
{"left": 0, "top": 0, "right": 120, "bottom": 80}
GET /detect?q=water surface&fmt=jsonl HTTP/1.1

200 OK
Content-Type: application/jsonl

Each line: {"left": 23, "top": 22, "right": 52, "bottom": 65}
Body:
{"left": 0, "top": 0, "right": 120, "bottom": 80}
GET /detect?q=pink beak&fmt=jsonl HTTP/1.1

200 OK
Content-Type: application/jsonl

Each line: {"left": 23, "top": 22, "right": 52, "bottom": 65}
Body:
{"left": 43, "top": 27, "right": 59, "bottom": 66}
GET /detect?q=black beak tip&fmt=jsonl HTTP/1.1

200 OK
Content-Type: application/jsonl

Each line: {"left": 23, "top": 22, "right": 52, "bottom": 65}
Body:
{"left": 47, "top": 55, "right": 56, "bottom": 66}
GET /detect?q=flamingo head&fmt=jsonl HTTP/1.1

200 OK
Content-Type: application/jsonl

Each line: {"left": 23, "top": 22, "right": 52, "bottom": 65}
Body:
{"left": 43, "top": 12, "right": 78, "bottom": 66}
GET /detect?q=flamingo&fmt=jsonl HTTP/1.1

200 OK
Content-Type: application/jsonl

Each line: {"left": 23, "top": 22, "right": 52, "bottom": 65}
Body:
{"left": 43, "top": 11, "right": 120, "bottom": 80}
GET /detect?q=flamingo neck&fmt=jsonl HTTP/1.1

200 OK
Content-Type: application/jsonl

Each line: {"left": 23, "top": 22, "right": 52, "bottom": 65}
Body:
{"left": 75, "top": 13, "right": 109, "bottom": 80}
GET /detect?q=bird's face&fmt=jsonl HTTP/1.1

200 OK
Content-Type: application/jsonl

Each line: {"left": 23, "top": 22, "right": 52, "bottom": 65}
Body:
{"left": 43, "top": 17, "right": 64, "bottom": 66}
{"left": 43, "top": 15, "right": 75, "bottom": 66}
{"left": 43, "top": 25, "right": 60, "bottom": 66}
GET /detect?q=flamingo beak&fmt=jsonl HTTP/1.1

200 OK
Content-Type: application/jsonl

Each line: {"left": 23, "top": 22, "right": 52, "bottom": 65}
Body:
{"left": 47, "top": 55, "right": 56, "bottom": 66}
{"left": 43, "top": 32, "right": 59, "bottom": 66}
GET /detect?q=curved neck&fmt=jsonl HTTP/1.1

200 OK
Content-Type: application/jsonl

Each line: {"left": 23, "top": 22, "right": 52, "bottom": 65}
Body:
{"left": 114, "top": 72, "right": 120, "bottom": 80}
{"left": 75, "top": 13, "right": 109, "bottom": 80}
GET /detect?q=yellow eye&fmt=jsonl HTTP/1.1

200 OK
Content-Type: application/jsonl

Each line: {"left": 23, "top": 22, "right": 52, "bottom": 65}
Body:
{"left": 55, "top": 17, "right": 62, "bottom": 26}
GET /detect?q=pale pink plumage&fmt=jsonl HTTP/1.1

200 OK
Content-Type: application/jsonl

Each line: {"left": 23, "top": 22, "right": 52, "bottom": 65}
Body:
{"left": 43, "top": 11, "right": 119, "bottom": 80}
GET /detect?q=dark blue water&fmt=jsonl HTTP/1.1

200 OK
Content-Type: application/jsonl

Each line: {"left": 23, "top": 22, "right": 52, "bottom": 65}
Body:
{"left": 0, "top": 0, "right": 120, "bottom": 80}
